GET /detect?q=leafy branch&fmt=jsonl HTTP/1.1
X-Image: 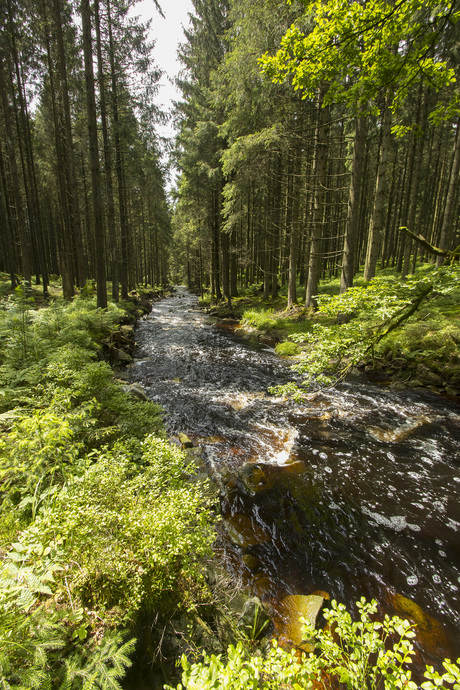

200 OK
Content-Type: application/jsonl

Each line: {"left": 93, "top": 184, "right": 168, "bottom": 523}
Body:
{"left": 270, "top": 263, "right": 460, "bottom": 393}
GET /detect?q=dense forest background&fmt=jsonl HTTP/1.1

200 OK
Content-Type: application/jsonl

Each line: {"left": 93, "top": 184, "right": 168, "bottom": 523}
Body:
{"left": 1, "top": 0, "right": 460, "bottom": 687}
{"left": 0, "top": 0, "right": 171, "bottom": 306}
{"left": 173, "top": 0, "right": 459, "bottom": 305}
{"left": 1, "top": 0, "right": 458, "bottom": 301}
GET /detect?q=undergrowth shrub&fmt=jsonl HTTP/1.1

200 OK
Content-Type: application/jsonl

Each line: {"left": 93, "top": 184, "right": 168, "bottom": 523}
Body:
{"left": 241, "top": 308, "right": 277, "bottom": 330}
{"left": 275, "top": 341, "right": 300, "bottom": 356}
{"left": 168, "top": 599, "right": 460, "bottom": 690}
{"left": 0, "top": 432, "right": 216, "bottom": 687}
{"left": 272, "top": 263, "right": 460, "bottom": 392}
{"left": 0, "top": 291, "right": 217, "bottom": 688}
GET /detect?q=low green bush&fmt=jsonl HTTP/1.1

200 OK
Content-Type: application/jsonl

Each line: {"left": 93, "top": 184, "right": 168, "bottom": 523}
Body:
{"left": 241, "top": 308, "right": 277, "bottom": 331}
{"left": 270, "top": 263, "right": 460, "bottom": 392}
{"left": 275, "top": 341, "right": 300, "bottom": 356}
{"left": 0, "top": 291, "right": 217, "bottom": 689}
{"left": 167, "top": 598, "right": 460, "bottom": 690}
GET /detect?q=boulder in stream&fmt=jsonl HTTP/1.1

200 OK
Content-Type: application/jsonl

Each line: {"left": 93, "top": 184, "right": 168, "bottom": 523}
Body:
{"left": 112, "top": 347, "right": 134, "bottom": 364}
{"left": 367, "top": 415, "right": 430, "bottom": 443}
{"left": 178, "top": 432, "right": 194, "bottom": 448}
{"left": 122, "top": 382, "right": 149, "bottom": 402}
{"left": 225, "top": 514, "right": 270, "bottom": 548}
{"left": 390, "top": 592, "right": 453, "bottom": 658}
{"left": 276, "top": 593, "right": 328, "bottom": 653}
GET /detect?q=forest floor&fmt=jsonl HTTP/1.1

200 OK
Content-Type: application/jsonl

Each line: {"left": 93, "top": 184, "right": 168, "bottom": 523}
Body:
{"left": 0, "top": 275, "right": 272, "bottom": 689}
{"left": 201, "top": 265, "right": 460, "bottom": 398}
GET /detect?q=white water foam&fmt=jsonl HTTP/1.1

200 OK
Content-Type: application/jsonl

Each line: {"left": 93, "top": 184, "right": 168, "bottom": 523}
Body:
{"left": 362, "top": 506, "right": 408, "bottom": 532}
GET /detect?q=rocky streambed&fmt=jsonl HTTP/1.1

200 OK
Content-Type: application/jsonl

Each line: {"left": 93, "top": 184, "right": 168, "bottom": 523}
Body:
{"left": 127, "top": 287, "right": 460, "bottom": 679}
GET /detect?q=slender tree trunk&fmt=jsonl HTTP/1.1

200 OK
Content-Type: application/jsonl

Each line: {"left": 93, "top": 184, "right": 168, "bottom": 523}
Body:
{"left": 212, "top": 189, "right": 222, "bottom": 300}
{"left": 0, "top": 62, "right": 32, "bottom": 291}
{"left": 107, "top": 0, "right": 128, "bottom": 298}
{"left": 271, "top": 154, "right": 282, "bottom": 300}
{"left": 306, "top": 86, "right": 329, "bottom": 308}
{"left": 401, "top": 87, "right": 428, "bottom": 278}
{"left": 221, "top": 230, "right": 231, "bottom": 306}
{"left": 437, "top": 120, "right": 460, "bottom": 266}
{"left": 340, "top": 115, "right": 365, "bottom": 293}
{"left": 364, "top": 96, "right": 392, "bottom": 281}
{"left": 230, "top": 229, "right": 238, "bottom": 297}
{"left": 288, "top": 109, "right": 304, "bottom": 307}
{"left": 94, "top": 0, "right": 118, "bottom": 300}
{"left": 0, "top": 141, "right": 16, "bottom": 287}
{"left": 81, "top": 0, "right": 107, "bottom": 308}
{"left": 53, "top": 0, "right": 85, "bottom": 289}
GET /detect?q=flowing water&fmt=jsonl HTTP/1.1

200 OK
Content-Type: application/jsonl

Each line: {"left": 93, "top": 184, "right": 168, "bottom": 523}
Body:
{"left": 129, "top": 287, "right": 460, "bottom": 670}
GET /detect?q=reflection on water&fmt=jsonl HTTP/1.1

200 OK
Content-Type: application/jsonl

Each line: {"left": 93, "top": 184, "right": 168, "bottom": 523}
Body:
{"left": 129, "top": 287, "right": 460, "bottom": 668}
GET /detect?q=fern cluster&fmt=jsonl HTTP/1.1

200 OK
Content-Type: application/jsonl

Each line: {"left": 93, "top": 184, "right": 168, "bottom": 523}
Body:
{"left": 0, "top": 291, "right": 216, "bottom": 688}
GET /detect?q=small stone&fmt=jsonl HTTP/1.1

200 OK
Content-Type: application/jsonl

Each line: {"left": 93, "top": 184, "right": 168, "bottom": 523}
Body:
{"left": 178, "top": 432, "right": 194, "bottom": 448}
{"left": 242, "top": 554, "right": 260, "bottom": 571}
{"left": 113, "top": 348, "right": 133, "bottom": 363}
{"left": 416, "top": 364, "right": 443, "bottom": 386}
{"left": 122, "top": 382, "right": 149, "bottom": 401}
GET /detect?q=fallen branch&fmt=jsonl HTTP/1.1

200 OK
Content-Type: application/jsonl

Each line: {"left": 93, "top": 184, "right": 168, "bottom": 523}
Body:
{"left": 399, "top": 226, "right": 460, "bottom": 263}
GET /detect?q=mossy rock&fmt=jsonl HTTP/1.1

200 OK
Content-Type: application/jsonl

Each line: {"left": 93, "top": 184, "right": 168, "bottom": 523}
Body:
{"left": 275, "top": 341, "right": 300, "bottom": 357}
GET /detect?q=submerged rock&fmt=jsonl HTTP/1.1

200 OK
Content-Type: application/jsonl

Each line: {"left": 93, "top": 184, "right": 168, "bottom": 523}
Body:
{"left": 113, "top": 347, "right": 133, "bottom": 364}
{"left": 238, "top": 463, "right": 269, "bottom": 495}
{"left": 225, "top": 514, "right": 270, "bottom": 548}
{"left": 276, "top": 593, "right": 327, "bottom": 653}
{"left": 367, "top": 415, "right": 430, "bottom": 443}
{"left": 390, "top": 592, "right": 453, "bottom": 657}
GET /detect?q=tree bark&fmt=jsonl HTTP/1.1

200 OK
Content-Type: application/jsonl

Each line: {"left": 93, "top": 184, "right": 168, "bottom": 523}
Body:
{"left": 364, "top": 96, "right": 392, "bottom": 282}
{"left": 106, "top": 0, "right": 128, "bottom": 298}
{"left": 306, "top": 86, "right": 329, "bottom": 308}
{"left": 436, "top": 120, "right": 460, "bottom": 267}
{"left": 0, "top": 61, "right": 32, "bottom": 291}
{"left": 94, "top": 0, "right": 118, "bottom": 300}
{"left": 81, "top": 0, "right": 107, "bottom": 308}
{"left": 53, "top": 0, "right": 85, "bottom": 290}
{"left": 288, "top": 108, "right": 304, "bottom": 306}
{"left": 340, "top": 115, "right": 365, "bottom": 292}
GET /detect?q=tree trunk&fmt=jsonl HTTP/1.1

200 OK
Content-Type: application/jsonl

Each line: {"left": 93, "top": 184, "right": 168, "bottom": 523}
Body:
{"left": 437, "top": 120, "right": 460, "bottom": 267}
{"left": 81, "top": 0, "right": 107, "bottom": 308}
{"left": 94, "top": 0, "right": 118, "bottom": 300}
{"left": 288, "top": 109, "right": 304, "bottom": 306}
{"left": 221, "top": 229, "right": 231, "bottom": 306}
{"left": 107, "top": 0, "right": 128, "bottom": 298}
{"left": 53, "top": 0, "right": 85, "bottom": 289}
{"left": 402, "top": 87, "right": 428, "bottom": 278}
{"left": 0, "top": 140, "right": 17, "bottom": 287}
{"left": 340, "top": 115, "right": 365, "bottom": 292}
{"left": 0, "top": 62, "right": 32, "bottom": 291}
{"left": 306, "top": 87, "right": 329, "bottom": 308}
{"left": 364, "top": 96, "right": 392, "bottom": 282}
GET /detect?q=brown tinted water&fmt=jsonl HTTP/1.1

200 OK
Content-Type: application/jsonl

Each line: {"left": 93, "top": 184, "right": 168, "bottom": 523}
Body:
{"left": 129, "top": 287, "right": 460, "bottom": 671}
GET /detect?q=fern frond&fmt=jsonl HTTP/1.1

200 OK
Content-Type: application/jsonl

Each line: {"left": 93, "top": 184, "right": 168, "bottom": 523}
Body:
{"left": 81, "top": 672, "right": 99, "bottom": 690}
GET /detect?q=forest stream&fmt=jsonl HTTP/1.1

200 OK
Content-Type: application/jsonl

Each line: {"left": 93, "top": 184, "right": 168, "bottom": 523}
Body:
{"left": 128, "top": 287, "right": 460, "bottom": 672}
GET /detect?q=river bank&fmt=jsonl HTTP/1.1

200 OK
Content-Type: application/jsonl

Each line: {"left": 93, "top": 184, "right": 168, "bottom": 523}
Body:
{"left": 128, "top": 287, "right": 460, "bottom": 682}
{"left": 200, "top": 273, "right": 460, "bottom": 398}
